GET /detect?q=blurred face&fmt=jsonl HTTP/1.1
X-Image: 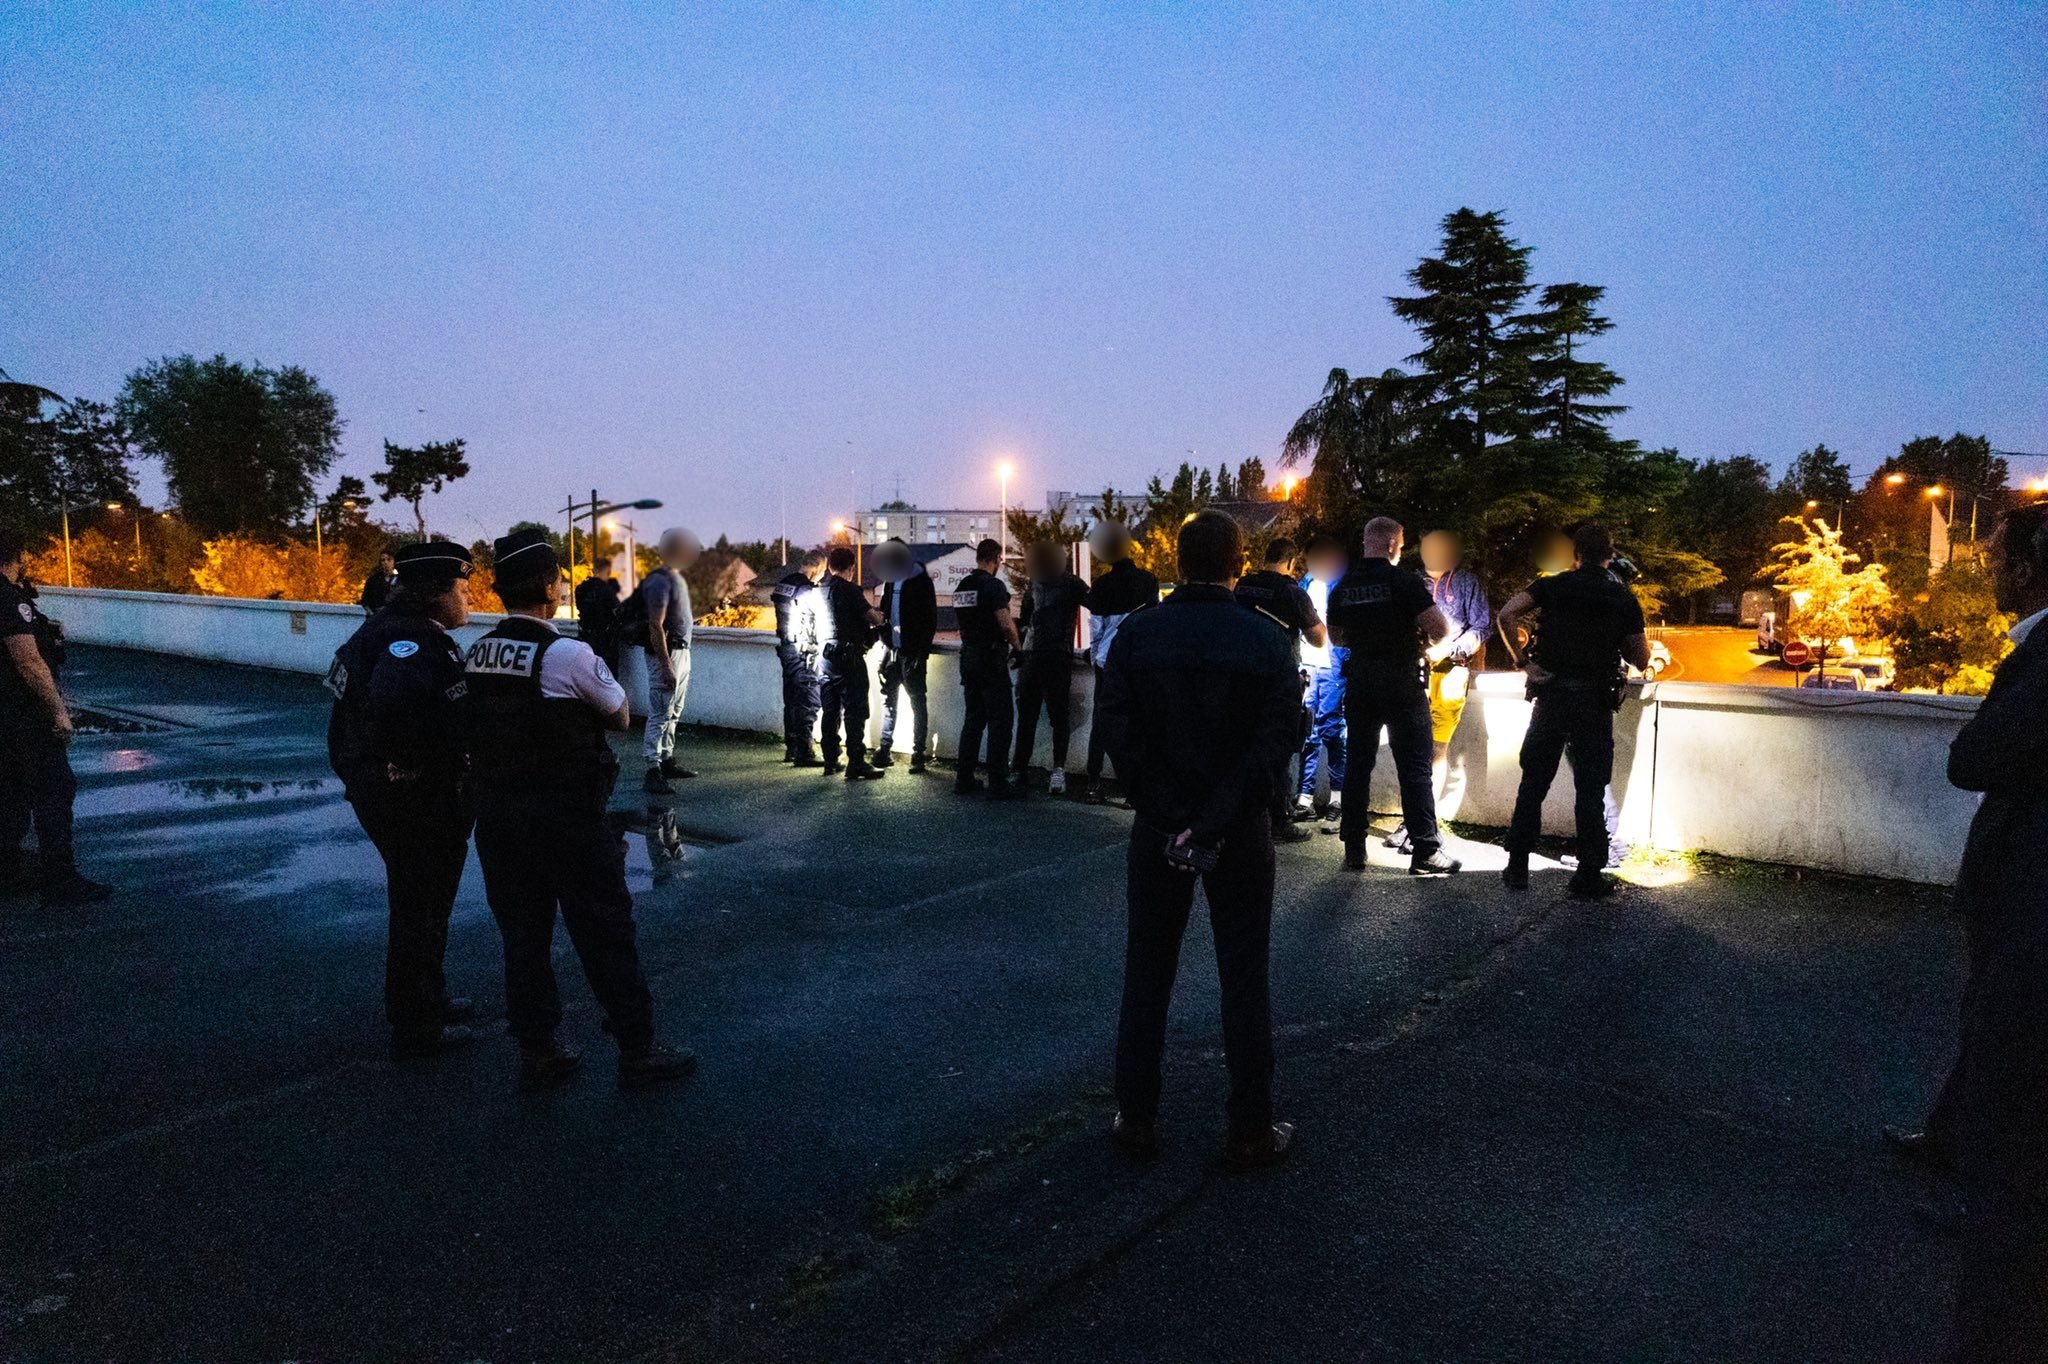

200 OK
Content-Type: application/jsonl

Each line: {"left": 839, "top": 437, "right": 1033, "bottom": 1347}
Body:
{"left": 379, "top": 554, "right": 395, "bottom": 572}
{"left": 803, "top": 560, "right": 826, "bottom": 583}
{"left": 1419, "top": 531, "right": 1461, "bottom": 576}
{"left": 1306, "top": 549, "right": 1345, "bottom": 582}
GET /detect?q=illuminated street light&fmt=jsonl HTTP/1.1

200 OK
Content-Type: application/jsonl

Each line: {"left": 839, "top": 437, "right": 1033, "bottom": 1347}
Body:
{"left": 1281, "top": 475, "right": 1299, "bottom": 502}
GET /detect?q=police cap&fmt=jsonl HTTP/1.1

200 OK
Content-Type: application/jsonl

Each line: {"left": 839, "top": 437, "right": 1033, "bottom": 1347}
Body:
{"left": 393, "top": 540, "right": 474, "bottom": 585}
{"left": 491, "top": 527, "right": 559, "bottom": 579}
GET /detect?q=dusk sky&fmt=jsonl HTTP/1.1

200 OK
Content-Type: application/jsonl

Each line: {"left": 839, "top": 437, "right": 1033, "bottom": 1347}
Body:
{"left": 6, "top": 4, "right": 2044, "bottom": 546}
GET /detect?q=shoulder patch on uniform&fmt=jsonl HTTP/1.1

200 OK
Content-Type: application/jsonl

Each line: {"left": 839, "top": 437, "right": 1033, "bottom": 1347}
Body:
{"left": 17, "top": 602, "right": 32, "bottom": 622}
{"left": 387, "top": 639, "right": 419, "bottom": 659}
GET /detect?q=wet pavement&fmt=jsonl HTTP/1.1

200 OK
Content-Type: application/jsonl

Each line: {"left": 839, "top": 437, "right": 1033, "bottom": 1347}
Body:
{"left": 0, "top": 647, "right": 1966, "bottom": 1361}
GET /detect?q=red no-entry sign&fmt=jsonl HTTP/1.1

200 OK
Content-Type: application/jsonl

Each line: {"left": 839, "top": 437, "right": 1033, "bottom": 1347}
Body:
{"left": 1782, "top": 640, "right": 1812, "bottom": 668}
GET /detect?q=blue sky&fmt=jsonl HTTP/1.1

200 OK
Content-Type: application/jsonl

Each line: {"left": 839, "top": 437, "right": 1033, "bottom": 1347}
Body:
{"left": 5, "top": 3, "right": 2044, "bottom": 544}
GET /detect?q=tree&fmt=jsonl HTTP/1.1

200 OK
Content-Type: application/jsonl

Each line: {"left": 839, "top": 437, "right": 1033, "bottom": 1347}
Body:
{"left": 372, "top": 438, "right": 470, "bottom": 539}
{"left": 1673, "top": 456, "right": 1781, "bottom": 593}
{"left": 118, "top": 355, "right": 342, "bottom": 537}
{"left": 1279, "top": 367, "right": 1419, "bottom": 535}
{"left": 1778, "top": 444, "right": 1852, "bottom": 508}
{"left": 1520, "top": 282, "right": 1625, "bottom": 445}
{"left": 1888, "top": 560, "right": 2012, "bottom": 695}
{"left": 0, "top": 380, "right": 137, "bottom": 539}
{"left": 1594, "top": 446, "right": 1723, "bottom": 618}
{"left": 1389, "top": 209, "right": 1538, "bottom": 467}
{"left": 1771, "top": 517, "right": 1894, "bottom": 667}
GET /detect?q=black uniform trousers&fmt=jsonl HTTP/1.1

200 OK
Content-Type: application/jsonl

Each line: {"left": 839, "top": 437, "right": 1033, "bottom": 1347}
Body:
{"left": 473, "top": 788, "right": 656, "bottom": 1052}
{"left": 1503, "top": 684, "right": 1615, "bottom": 869}
{"left": 1115, "top": 818, "right": 1276, "bottom": 1139}
{"left": 818, "top": 643, "right": 871, "bottom": 765}
{"left": 0, "top": 710, "right": 77, "bottom": 876}
{"left": 1337, "top": 659, "right": 1440, "bottom": 853}
{"left": 1946, "top": 907, "right": 2048, "bottom": 1361}
{"left": 777, "top": 643, "right": 821, "bottom": 756}
{"left": 349, "top": 781, "right": 472, "bottom": 1037}
{"left": 957, "top": 644, "right": 1013, "bottom": 787}
{"left": 878, "top": 649, "right": 929, "bottom": 759}
{"left": 1012, "top": 651, "right": 1073, "bottom": 774}
{"left": 1085, "top": 664, "right": 1112, "bottom": 781}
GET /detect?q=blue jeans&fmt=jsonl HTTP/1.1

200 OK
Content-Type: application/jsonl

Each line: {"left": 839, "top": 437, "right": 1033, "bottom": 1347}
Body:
{"left": 1299, "top": 650, "right": 1348, "bottom": 802}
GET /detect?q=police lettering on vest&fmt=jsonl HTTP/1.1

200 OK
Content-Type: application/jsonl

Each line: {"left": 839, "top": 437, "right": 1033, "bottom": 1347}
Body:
{"left": 463, "top": 617, "right": 615, "bottom": 798}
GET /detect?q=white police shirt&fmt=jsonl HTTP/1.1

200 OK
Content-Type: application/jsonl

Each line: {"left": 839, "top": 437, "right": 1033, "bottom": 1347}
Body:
{"left": 529, "top": 619, "right": 628, "bottom": 712}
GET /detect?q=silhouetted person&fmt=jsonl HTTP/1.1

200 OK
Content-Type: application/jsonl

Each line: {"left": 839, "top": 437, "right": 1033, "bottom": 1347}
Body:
{"left": 326, "top": 541, "right": 478, "bottom": 1060}
{"left": 572, "top": 556, "right": 622, "bottom": 674}
{"left": 639, "top": 528, "right": 701, "bottom": 793}
{"left": 1097, "top": 509, "right": 1300, "bottom": 1171}
{"left": 1936, "top": 504, "right": 2048, "bottom": 1361}
{"left": 815, "top": 545, "right": 884, "bottom": 780}
{"left": 358, "top": 550, "right": 397, "bottom": 615}
{"left": 1233, "top": 536, "right": 1326, "bottom": 845}
{"left": 1013, "top": 539, "right": 1088, "bottom": 794}
{"left": 1325, "top": 517, "right": 1458, "bottom": 876}
{"left": 770, "top": 551, "right": 826, "bottom": 765}
{"left": 0, "top": 532, "right": 110, "bottom": 905}
{"left": 874, "top": 538, "right": 938, "bottom": 772}
{"left": 1081, "top": 521, "right": 1159, "bottom": 805}
{"left": 1496, "top": 523, "right": 1649, "bottom": 899}
{"left": 951, "top": 539, "right": 1022, "bottom": 799}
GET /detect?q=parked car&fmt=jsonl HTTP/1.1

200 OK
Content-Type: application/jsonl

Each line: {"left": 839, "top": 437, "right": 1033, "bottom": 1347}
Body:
{"left": 1799, "top": 670, "right": 1866, "bottom": 691}
{"left": 1628, "top": 638, "right": 1673, "bottom": 680}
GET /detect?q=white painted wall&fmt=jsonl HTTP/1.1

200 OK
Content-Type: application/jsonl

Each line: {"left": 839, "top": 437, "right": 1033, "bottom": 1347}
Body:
{"left": 41, "top": 587, "right": 1980, "bottom": 884}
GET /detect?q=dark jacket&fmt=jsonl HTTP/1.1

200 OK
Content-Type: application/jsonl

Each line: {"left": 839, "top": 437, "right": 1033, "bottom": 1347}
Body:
{"left": 878, "top": 567, "right": 938, "bottom": 655}
{"left": 325, "top": 608, "right": 470, "bottom": 799}
{"left": 816, "top": 575, "right": 875, "bottom": 651}
{"left": 1096, "top": 584, "right": 1299, "bottom": 842}
{"left": 573, "top": 577, "right": 621, "bottom": 647}
{"left": 1950, "top": 621, "right": 2048, "bottom": 917}
{"left": 359, "top": 568, "right": 397, "bottom": 614}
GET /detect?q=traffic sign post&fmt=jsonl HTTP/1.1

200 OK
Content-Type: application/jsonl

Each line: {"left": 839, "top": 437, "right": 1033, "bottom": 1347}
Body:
{"left": 1782, "top": 640, "right": 1812, "bottom": 669}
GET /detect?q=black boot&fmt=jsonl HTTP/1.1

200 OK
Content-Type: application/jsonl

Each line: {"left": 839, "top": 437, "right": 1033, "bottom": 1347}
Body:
{"left": 41, "top": 870, "right": 113, "bottom": 905}
{"left": 519, "top": 1039, "right": 582, "bottom": 1092}
{"left": 1342, "top": 841, "right": 1367, "bottom": 872}
{"left": 1502, "top": 850, "right": 1530, "bottom": 891}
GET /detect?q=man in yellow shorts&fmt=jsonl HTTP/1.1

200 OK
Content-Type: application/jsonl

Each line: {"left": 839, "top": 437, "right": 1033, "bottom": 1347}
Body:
{"left": 1388, "top": 530, "right": 1491, "bottom": 854}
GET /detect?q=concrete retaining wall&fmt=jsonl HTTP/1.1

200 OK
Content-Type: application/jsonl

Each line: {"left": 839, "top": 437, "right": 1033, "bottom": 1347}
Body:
{"left": 40, "top": 587, "right": 1980, "bottom": 884}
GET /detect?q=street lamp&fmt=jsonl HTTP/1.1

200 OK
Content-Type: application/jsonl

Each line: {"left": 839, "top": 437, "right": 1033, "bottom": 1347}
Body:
{"left": 997, "top": 461, "right": 1015, "bottom": 564}
{"left": 830, "top": 519, "right": 862, "bottom": 582}
{"left": 562, "top": 491, "right": 664, "bottom": 619}
{"left": 1281, "top": 475, "right": 1299, "bottom": 502}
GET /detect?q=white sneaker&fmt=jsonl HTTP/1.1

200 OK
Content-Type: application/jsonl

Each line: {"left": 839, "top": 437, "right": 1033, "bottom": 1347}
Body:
{"left": 1048, "top": 770, "right": 1067, "bottom": 795}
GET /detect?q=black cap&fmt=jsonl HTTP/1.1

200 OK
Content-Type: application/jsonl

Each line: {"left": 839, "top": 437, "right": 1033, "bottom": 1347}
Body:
{"left": 393, "top": 540, "right": 474, "bottom": 584}
{"left": 491, "top": 527, "right": 559, "bottom": 577}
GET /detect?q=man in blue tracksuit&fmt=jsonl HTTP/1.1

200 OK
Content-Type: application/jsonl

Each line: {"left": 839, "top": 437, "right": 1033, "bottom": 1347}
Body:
{"left": 1294, "top": 535, "right": 1349, "bottom": 828}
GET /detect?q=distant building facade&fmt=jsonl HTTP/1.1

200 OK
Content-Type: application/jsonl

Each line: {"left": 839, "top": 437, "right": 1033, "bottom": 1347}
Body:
{"left": 857, "top": 490, "right": 1141, "bottom": 545}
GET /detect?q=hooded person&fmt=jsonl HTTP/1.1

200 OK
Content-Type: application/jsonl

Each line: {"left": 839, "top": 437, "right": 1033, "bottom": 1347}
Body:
{"left": 462, "top": 526, "right": 695, "bottom": 1092}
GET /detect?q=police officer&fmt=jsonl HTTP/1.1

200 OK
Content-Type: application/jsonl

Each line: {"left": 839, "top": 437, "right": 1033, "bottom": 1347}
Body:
{"left": 1080, "top": 522, "right": 1159, "bottom": 805}
{"left": 572, "top": 556, "right": 623, "bottom": 675}
{"left": 1496, "top": 523, "right": 1650, "bottom": 899}
{"left": 951, "top": 538, "right": 1022, "bottom": 799}
{"left": 1325, "top": 517, "right": 1460, "bottom": 876}
{"left": 1096, "top": 510, "right": 1300, "bottom": 1170}
{"left": 770, "top": 551, "right": 826, "bottom": 766}
{"left": 0, "top": 532, "right": 111, "bottom": 905}
{"left": 815, "top": 545, "right": 884, "bottom": 781}
{"left": 325, "top": 540, "right": 478, "bottom": 1060}
{"left": 463, "top": 528, "right": 695, "bottom": 1092}
{"left": 874, "top": 538, "right": 938, "bottom": 772}
{"left": 1234, "top": 538, "right": 1327, "bottom": 845}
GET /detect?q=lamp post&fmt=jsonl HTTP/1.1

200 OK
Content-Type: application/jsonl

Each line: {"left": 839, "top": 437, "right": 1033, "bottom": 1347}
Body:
{"left": 998, "top": 461, "right": 1014, "bottom": 565}
{"left": 561, "top": 491, "right": 664, "bottom": 620}
{"left": 831, "top": 519, "right": 862, "bottom": 582}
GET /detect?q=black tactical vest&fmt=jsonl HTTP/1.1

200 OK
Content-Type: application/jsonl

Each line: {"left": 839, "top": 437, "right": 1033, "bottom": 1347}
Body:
{"left": 462, "top": 616, "right": 615, "bottom": 799}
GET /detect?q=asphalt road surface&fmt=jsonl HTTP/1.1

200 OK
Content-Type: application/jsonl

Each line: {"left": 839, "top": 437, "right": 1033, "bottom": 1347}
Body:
{"left": 0, "top": 647, "right": 1964, "bottom": 1362}
{"left": 1653, "top": 625, "right": 1797, "bottom": 687}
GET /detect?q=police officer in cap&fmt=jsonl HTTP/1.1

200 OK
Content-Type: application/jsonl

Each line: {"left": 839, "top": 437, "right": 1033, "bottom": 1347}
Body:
{"left": 814, "top": 545, "right": 885, "bottom": 780}
{"left": 952, "top": 538, "right": 1022, "bottom": 799}
{"left": 326, "top": 539, "right": 479, "bottom": 1060}
{"left": 770, "top": 551, "right": 826, "bottom": 766}
{"left": 1496, "top": 523, "right": 1649, "bottom": 899}
{"left": 0, "top": 530, "right": 112, "bottom": 904}
{"left": 1234, "top": 537, "right": 1326, "bottom": 844}
{"left": 463, "top": 527, "right": 695, "bottom": 1091}
{"left": 1097, "top": 509, "right": 1300, "bottom": 1170}
{"left": 1325, "top": 517, "right": 1460, "bottom": 876}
